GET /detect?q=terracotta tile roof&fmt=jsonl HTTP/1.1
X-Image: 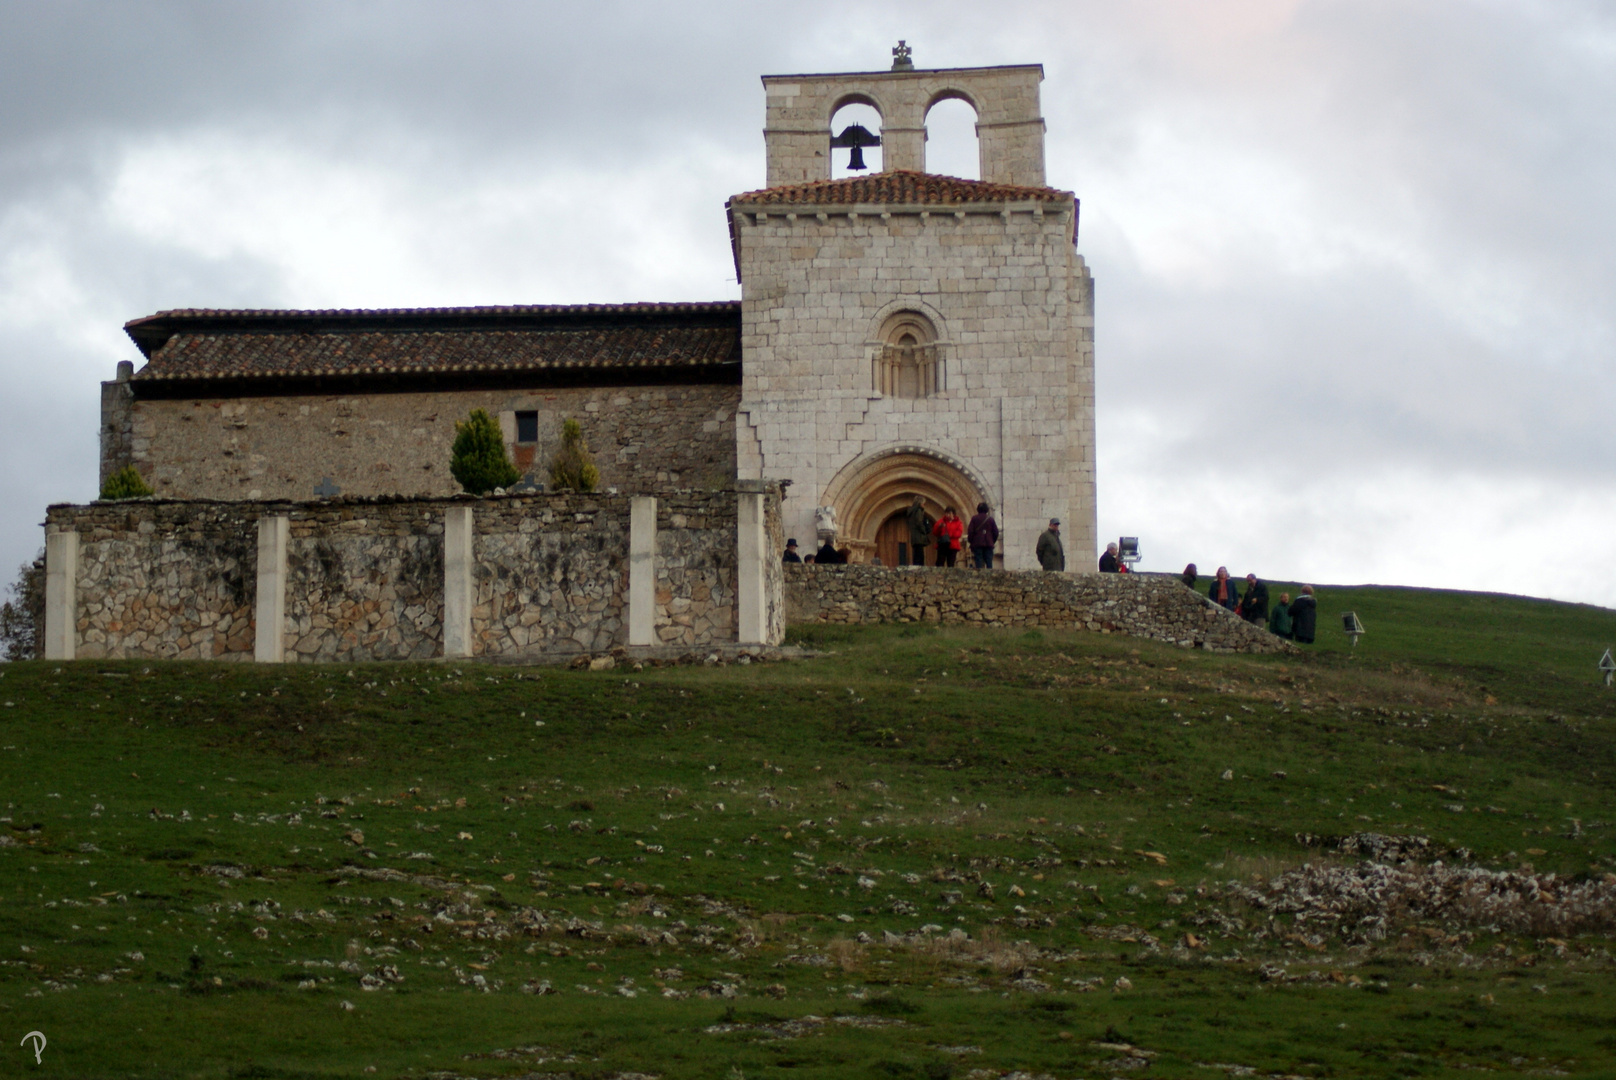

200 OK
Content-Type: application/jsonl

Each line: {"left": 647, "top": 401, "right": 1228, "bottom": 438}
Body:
{"left": 124, "top": 303, "right": 741, "bottom": 384}
{"left": 727, "top": 170, "right": 1073, "bottom": 207}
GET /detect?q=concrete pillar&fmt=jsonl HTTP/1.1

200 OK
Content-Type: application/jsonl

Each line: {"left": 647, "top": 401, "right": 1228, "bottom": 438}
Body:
{"left": 628, "top": 497, "right": 657, "bottom": 647}
{"left": 736, "top": 490, "right": 767, "bottom": 644}
{"left": 43, "top": 529, "right": 78, "bottom": 661}
{"left": 442, "top": 505, "right": 474, "bottom": 659}
{"left": 253, "top": 515, "right": 289, "bottom": 663}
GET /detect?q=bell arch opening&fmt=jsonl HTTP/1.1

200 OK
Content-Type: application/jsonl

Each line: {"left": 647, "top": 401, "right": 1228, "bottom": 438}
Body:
{"left": 821, "top": 447, "right": 990, "bottom": 564}
{"left": 924, "top": 94, "right": 980, "bottom": 180}
{"left": 830, "top": 100, "right": 884, "bottom": 178}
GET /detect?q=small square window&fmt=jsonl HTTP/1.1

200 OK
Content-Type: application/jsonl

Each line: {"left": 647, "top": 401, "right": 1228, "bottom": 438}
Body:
{"left": 515, "top": 411, "right": 539, "bottom": 443}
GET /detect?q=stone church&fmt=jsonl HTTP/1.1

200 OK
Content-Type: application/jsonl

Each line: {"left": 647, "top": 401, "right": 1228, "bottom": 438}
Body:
{"left": 101, "top": 52, "right": 1096, "bottom": 572}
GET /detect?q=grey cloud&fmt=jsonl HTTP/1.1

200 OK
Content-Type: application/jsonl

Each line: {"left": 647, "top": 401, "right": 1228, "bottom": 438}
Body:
{"left": 1, "top": 0, "right": 1612, "bottom": 602}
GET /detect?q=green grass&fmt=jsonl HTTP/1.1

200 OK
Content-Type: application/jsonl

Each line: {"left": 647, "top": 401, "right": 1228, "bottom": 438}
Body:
{"left": 2, "top": 583, "right": 1615, "bottom": 1079}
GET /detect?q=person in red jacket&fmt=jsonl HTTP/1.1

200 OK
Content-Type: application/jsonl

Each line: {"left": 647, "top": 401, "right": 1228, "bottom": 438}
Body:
{"left": 931, "top": 506, "right": 964, "bottom": 567}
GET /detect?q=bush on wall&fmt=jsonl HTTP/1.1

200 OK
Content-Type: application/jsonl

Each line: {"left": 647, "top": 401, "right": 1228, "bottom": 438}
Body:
{"left": 450, "top": 409, "right": 521, "bottom": 495}
{"left": 100, "top": 466, "right": 154, "bottom": 500}
{"left": 548, "top": 418, "right": 600, "bottom": 493}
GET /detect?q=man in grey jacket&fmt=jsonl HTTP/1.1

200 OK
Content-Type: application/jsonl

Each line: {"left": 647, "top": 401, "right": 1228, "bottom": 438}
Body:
{"left": 1035, "top": 518, "right": 1065, "bottom": 571}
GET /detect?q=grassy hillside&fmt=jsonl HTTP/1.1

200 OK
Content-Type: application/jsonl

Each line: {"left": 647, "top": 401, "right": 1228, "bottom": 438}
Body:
{"left": 2, "top": 583, "right": 1614, "bottom": 1079}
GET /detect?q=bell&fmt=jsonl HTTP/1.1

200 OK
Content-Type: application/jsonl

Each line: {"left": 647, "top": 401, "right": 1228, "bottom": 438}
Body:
{"left": 830, "top": 123, "right": 881, "bottom": 173}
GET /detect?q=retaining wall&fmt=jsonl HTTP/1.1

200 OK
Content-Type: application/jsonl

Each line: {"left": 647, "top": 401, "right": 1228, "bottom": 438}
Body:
{"left": 783, "top": 565, "right": 1292, "bottom": 653}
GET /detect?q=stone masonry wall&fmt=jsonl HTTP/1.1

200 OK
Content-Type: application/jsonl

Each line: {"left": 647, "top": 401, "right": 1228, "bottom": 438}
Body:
{"left": 763, "top": 66, "right": 1046, "bottom": 187}
{"left": 67, "top": 502, "right": 257, "bottom": 660}
{"left": 784, "top": 566, "right": 1293, "bottom": 653}
{"left": 469, "top": 496, "right": 630, "bottom": 658}
{"left": 46, "top": 488, "right": 780, "bottom": 663}
{"left": 650, "top": 494, "right": 735, "bottom": 649}
{"left": 119, "top": 382, "right": 739, "bottom": 502}
{"left": 736, "top": 205, "right": 1096, "bottom": 573}
{"left": 284, "top": 504, "right": 444, "bottom": 662}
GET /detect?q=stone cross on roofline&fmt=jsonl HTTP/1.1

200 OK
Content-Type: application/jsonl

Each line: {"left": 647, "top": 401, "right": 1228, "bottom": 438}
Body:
{"left": 892, "top": 40, "right": 913, "bottom": 71}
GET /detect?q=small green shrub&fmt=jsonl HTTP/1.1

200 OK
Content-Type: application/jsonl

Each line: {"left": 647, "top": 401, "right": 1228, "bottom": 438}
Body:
{"left": 450, "top": 408, "right": 520, "bottom": 495}
{"left": 548, "top": 417, "right": 600, "bottom": 493}
{"left": 861, "top": 994, "right": 922, "bottom": 1017}
{"left": 101, "top": 465, "right": 154, "bottom": 500}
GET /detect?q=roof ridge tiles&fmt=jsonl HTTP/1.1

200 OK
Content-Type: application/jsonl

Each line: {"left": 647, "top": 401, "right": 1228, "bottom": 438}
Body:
{"left": 727, "top": 169, "right": 1073, "bottom": 206}
{"left": 127, "top": 300, "right": 741, "bottom": 326}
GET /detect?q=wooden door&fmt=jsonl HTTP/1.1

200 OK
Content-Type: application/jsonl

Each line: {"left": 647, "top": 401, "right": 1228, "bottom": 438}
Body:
{"left": 874, "top": 512, "right": 909, "bottom": 567}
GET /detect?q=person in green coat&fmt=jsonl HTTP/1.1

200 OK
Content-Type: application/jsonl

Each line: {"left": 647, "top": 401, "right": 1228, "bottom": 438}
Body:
{"left": 1035, "top": 518, "right": 1065, "bottom": 571}
{"left": 1268, "top": 592, "right": 1293, "bottom": 639}
{"left": 905, "top": 496, "right": 935, "bottom": 566}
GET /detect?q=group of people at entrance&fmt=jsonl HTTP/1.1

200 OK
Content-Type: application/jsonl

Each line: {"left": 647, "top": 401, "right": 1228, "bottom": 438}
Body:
{"left": 1186, "top": 563, "right": 1318, "bottom": 644}
{"left": 782, "top": 496, "right": 1066, "bottom": 569}
{"left": 901, "top": 497, "right": 1001, "bottom": 568}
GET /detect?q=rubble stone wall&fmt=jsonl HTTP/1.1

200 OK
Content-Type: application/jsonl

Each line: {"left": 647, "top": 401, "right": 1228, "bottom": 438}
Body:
{"left": 66, "top": 502, "right": 257, "bottom": 660}
{"left": 783, "top": 565, "right": 1293, "bottom": 653}
{"left": 283, "top": 505, "right": 444, "bottom": 662}
{"left": 118, "top": 382, "right": 740, "bottom": 502}
{"left": 46, "top": 488, "right": 778, "bottom": 663}
{"left": 469, "top": 496, "right": 634, "bottom": 658}
{"left": 648, "top": 493, "right": 735, "bottom": 649}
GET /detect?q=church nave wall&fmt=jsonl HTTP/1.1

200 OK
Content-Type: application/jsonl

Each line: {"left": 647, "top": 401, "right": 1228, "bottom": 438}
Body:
{"left": 121, "top": 382, "right": 741, "bottom": 502}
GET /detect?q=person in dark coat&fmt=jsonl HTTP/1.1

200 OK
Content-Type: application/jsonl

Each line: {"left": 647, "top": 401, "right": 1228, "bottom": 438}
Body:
{"left": 1099, "top": 542, "right": 1121, "bottom": 573}
{"left": 1289, "top": 585, "right": 1318, "bottom": 643}
{"left": 815, "top": 539, "right": 843, "bottom": 564}
{"left": 905, "top": 496, "right": 934, "bottom": 566}
{"left": 1181, "top": 563, "right": 1198, "bottom": 588}
{"left": 1238, "top": 574, "right": 1270, "bottom": 624}
{"left": 1268, "top": 592, "right": 1293, "bottom": 638}
{"left": 966, "top": 502, "right": 999, "bottom": 569}
{"left": 1208, "top": 566, "right": 1238, "bottom": 610}
{"left": 1035, "top": 519, "right": 1065, "bottom": 571}
{"left": 782, "top": 539, "right": 801, "bottom": 564}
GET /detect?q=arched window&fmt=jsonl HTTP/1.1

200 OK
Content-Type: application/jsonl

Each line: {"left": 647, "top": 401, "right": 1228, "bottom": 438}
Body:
{"left": 924, "top": 95, "right": 979, "bottom": 180}
{"left": 874, "top": 311, "right": 941, "bottom": 398}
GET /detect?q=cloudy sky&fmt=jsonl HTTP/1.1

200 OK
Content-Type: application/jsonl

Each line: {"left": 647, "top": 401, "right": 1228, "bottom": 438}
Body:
{"left": 2, "top": 0, "right": 1611, "bottom": 607}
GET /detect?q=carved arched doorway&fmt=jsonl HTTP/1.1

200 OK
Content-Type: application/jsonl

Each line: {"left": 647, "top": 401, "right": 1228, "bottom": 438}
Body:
{"left": 821, "top": 447, "right": 992, "bottom": 565}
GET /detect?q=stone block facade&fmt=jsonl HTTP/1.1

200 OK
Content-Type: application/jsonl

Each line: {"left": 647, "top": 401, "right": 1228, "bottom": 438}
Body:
{"left": 111, "top": 383, "right": 739, "bottom": 502}
{"left": 733, "top": 203, "right": 1095, "bottom": 571}
{"left": 44, "top": 488, "right": 784, "bottom": 663}
{"left": 784, "top": 566, "right": 1294, "bottom": 654}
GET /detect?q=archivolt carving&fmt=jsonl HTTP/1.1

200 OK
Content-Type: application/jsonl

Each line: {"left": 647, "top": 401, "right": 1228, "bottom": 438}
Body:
{"left": 821, "top": 445, "right": 993, "bottom": 561}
